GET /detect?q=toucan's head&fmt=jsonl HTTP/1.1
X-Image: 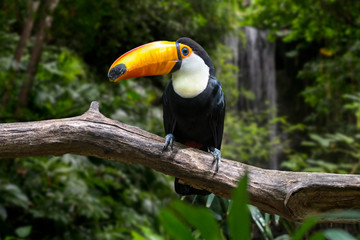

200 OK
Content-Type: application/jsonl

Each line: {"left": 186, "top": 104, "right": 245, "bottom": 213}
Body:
{"left": 108, "top": 37, "right": 214, "bottom": 82}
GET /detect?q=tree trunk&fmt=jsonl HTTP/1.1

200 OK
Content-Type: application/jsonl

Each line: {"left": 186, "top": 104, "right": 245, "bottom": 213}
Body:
{"left": 1, "top": 101, "right": 360, "bottom": 223}
{"left": 1, "top": 1, "right": 41, "bottom": 107}
{"left": 16, "top": 0, "right": 60, "bottom": 116}
{"left": 13, "top": 0, "right": 41, "bottom": 68}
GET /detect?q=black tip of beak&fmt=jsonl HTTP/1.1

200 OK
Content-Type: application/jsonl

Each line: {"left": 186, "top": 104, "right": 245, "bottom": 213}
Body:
{"left": 108, "top": 63, "right": 127, "bottom": 81}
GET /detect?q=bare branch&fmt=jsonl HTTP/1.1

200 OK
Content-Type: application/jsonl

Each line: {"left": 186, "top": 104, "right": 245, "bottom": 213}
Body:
{"left": 0, "top": 101, "right": 359, "bottom": 223}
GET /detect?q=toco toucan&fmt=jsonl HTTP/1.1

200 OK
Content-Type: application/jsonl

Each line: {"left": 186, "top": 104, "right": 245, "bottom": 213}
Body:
{"left": 108, "top": 37, "right": 225, "bottom": 195}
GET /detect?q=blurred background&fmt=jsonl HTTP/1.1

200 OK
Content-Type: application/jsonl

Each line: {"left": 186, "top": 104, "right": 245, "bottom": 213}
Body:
{"left": 0, "top": 0, "right": 359, "bottom": 239}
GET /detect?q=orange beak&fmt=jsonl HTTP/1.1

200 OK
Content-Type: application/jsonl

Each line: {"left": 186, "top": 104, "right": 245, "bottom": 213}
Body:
{"left": 108, "top": 41, "right": 181, "bottom": 82}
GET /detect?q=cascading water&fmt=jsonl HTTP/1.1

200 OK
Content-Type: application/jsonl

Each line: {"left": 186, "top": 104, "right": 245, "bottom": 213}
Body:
{"left": 225, "top": 27, "right": 279, "bottom": 169}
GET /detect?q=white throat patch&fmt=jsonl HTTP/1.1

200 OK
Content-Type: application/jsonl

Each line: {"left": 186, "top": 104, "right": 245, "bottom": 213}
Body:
{"left": 172, "top": 53, "right": 209, "bottom": 98}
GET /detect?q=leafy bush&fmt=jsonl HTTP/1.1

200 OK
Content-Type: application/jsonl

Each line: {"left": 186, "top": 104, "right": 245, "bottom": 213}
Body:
{"left": 0, "top": 155, "right": 173, "bottom": 239}
{"left": 134, "top": 176, "right": 360, "bottom": 239}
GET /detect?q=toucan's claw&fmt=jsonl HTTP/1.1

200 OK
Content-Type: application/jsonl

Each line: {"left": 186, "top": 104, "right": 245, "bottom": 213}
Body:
{"left": 210, "top": 147, "right": 221, "bottom": 172}
{"left": 162, "top": 133, "right": 174, "bottom": 152}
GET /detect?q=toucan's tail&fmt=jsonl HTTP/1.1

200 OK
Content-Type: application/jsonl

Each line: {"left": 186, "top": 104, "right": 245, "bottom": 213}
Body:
{"left": 174, "top": 178, "right": 210, "bottom": 195}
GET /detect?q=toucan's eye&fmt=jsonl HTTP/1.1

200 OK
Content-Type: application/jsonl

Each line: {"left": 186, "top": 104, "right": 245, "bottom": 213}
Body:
{"left": 181, "top": 47, "right": 189, "bottom": 56}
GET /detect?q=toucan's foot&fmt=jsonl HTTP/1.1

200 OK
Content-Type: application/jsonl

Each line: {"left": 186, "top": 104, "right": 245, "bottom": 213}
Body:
{"left": 209, "top": 147, "right": 221, "bottom": 172}
{"left": 162, "top": 133, "right": 174, "bottom": 152}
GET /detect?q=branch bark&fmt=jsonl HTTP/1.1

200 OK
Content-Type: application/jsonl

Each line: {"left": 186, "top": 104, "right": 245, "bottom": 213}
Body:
{"left": 0, "top": 101, "right": 359, "bottom": 223}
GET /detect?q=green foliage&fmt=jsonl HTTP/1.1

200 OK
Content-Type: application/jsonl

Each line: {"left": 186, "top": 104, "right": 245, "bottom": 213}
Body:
{"left": 212, "top": 42, "right": 304, "bottom": 167}
{"left": 299, "top": 41, "right": 360, "bottom": 131}
{"left": 344, "top": 93, "right": 360, "bottom": 129}
{"left": 136, "top": 176, "right": 360, "bottom": 239}
{"left": 222, "top": 111, "right": 277, "bottom": 164}
{"left": 222, "top": 110, "right": 304, "bottom": 167}
{"left": 322, "top": 229, "right": 358, "bottom": 240}
{"left": 0, "top": 180, "right": 29, "bottom": 218}
{"left": 0, "top": 155, "right": 172, "bottom": 239}
{"left": 15, "top": 225, "right": 32, "bottom": 238}
{"left": 249, "top": 205, "right": 274, "bottom": 240}
{"left": 142, "top": 175, "right": 249, "bottom": 240}
{"left": 228, "top": 175, "right": 250, "bottom": 240}
{"left": 282, "top": 96, "right": 360, "bottom": 174}
{"left": 240, "top": 0, "right": 360, "bottom": 177}
{"left": 212, "top": 43, "right": 241, "bottom": 108}
{"left": 238, "top": 0, "right": 360, "bottom": 44}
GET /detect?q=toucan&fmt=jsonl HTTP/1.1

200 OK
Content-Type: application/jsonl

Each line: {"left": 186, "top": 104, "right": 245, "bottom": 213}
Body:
{"left": 108, "top": 37, "right": 225, "bottom": 195}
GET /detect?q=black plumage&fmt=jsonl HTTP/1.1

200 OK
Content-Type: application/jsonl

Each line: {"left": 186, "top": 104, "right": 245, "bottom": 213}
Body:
{"left": 162, "top": 38, "right": 226, "bottom": 195}
{"left": 163, "top": 76, "right": 225, "bottom": 150}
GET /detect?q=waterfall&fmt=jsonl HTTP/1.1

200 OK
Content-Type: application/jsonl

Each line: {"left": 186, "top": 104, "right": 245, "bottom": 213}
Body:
{"left": 225, "top": 27, "right": 279, "bottom": 169}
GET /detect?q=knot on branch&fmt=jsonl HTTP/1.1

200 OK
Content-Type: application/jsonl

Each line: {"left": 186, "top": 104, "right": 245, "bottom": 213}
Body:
{"left": 81, "top": 101, "right": 106, "bottom": 121}
{"left": 89, "top": 101, "right": 100, "bottom": 112}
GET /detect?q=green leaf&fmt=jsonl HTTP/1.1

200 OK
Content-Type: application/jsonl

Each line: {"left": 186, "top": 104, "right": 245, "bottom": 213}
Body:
{"left": 285, "top": 50, "right": 298, "bottom": 58}
{"left": 291, "top": 217, "right": 319, "bottom": 240}
{"left": 308, "top": 232, "right": 325, "bottom": 240}
{"left": 301, "top": 141, "right": 317, "bottom": 147}
{"left": 320, "top": 210, "right": 360, "bottom": 223}
{"left": 159, "top": 208, "right": 194, "bottom": 240}
{"left": 323, "top": 229, "right": 357, "bottom": 240}
{"left": 228, "top": 175, "right": 250, "bottom": 240}
{"left": 309, "top": 134, "right": 330, "bottom": 147}
{"left": 249, "top": 205, "right": 265, "bottom": 235}
{"left": 131, "top": 231, "right": 147, "bottom": 240}
{"left": 249, "top": 205, "right": 274, "bottom": 240}
{"left": 206, "top": 193, "right": 215, "bottom": 208}
{"left": 15, "top": 225, "right": 32, "bottom": 238}
{"left": 169, "top": 200, "right": 224, "bottom": 240}
{"left": 138, "top": 226, "right": 165, "bottom": 240}
{"left": 0, "top": 204, "right": 7, "bottom": 220}
{"left": 274, "top": 234, "right": 291, "bottom": 240}
{"left": 2, "top": 183, "right": 29, "bottom": 209}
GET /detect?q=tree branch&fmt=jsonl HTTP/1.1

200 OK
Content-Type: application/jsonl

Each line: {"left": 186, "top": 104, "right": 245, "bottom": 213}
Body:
{"left": 0, "top": 101, "right": 359, "bottom": 223}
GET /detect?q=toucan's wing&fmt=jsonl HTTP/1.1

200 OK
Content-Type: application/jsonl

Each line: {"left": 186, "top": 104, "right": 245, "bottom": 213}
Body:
{"left": 162, "top": 80, "right": 176, "bottom": 135}
{"left": 209, "top": 76, "right": 226, "bottom": 150}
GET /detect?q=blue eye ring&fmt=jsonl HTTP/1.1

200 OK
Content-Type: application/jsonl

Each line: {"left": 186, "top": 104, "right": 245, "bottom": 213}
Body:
{"left": 181, "top": 47, "right": 189, "bottom": 56}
